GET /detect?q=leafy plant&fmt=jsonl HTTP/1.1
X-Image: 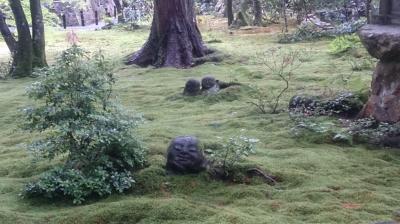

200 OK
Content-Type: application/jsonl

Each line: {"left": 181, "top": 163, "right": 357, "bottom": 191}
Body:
{"left": 0, "top": 58, "right": 12, "bottom": 79}
{"left": 347, "top": 56, "right": 374, "bottom": 71}
{"left": 329, "top": 34, "right": 362, "bottom": 55}
{"left": 249, "top": 47, "right": 302, "bottom": 114}
{"left": 347, "top": 119, "right": 400, "bottom": 147}
{"left": 206, "top": 135, "right": 258, "bottom": 177}
{"left": 22, "top": 46, "right": 147, "bottom": 204}
{"left": 289, "top": 112, "right": 347, "bottom": 144}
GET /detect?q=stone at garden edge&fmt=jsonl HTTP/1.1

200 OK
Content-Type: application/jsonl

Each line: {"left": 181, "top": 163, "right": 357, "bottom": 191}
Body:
{"left": 358, "top": 25, "right": 400, "bottom": 122}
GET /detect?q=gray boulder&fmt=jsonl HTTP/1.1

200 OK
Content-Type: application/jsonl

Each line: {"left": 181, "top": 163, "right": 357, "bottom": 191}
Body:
{"left": 358, "top": 25, "right": 400, "bottom": 61}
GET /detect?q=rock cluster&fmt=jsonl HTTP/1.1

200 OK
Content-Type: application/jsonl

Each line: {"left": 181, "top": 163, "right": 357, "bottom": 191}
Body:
{"left": 358, "top": 25, "right": 400, "bottom": 122}
{"left": 183, "top": 75, "right": 237, "bottom": 96}
{"left": 289, "top": 92, "right": 364, "bottom": 118}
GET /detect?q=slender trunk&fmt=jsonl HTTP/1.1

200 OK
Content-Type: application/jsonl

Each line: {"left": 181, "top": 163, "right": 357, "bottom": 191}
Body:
{"left": 253, "top": 0, "right": 262, "bottom": 26}
{"left": 366, "top": 0, "right": 371, "bottom": 24}
{"left": 227, "top": 0, "right": 234, "bottom": 26}
{"left": 9, "top": 0, "right": 33, "bottom": 78}
{"left": 282, "top": 0, "right": 288, "bottom": 32}
{"left": 0, "top": 10, "right": 16, "bottom": 53}
{"left": 30, "top": 0, "right": 47, "bottom": 68}
{"left": 114, "top": 0, "right": 122, "bottom": 13}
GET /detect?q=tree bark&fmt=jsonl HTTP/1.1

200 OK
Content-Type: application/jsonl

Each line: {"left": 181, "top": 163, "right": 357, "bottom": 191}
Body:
{"left": 0, "top": 10, "right": 16, "bottom": 53}
{"left": 114, "top": 0, "right": 122, "bottom": 13}
{"left": 227, "top": 0, "right": 234, "bottom": 26}
{"left": 282, "top": 0, "right": 288, "bottom": 32}
{"left": 253, "top": 0, "right": 262, "bottom": 26}
{"left": 126, "top": 0, "right": 208, "bottom": 68}
{"left": 9, "top": 0, "right": 33, "bottom": 78}
{"left": 30, "top": 0, "right": 47, "bottom": 68}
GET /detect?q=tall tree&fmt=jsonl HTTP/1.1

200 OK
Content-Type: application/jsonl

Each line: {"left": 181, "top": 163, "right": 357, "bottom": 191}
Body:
{"left": 30, "top": 0, "right": 47, "bottom": 67}
{"left": 227, "top": 0, "right": 234, "bottom": 26}
{"left": 126, "top": 0, "right": 209, "bottom": 68}
{"left": 114, "top": 0, "right": 122, "bottom": 13}
{"left": 9, "top": 0, "right": 33, "bottom": 78}
{"left": 1, "top": 0, "right": 47, "bottom": 78}
{"left": 253, "top": 0, "right": 262, "bottom": 26}
{"left": 0, "top": 10, "right": 16, "bottom": 53}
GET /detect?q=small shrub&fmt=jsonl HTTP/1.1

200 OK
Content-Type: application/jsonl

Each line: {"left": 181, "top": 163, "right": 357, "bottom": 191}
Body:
{"left": 0, "top": 59, "right": 12, "bottom": 79}
{"left": 249, "top": 48, "right": 302, "bottom": 114}
{"left": 290, "top": 114, "right": 400, "bottom": 148}
{"left": 329, "top": 34, "right": 362, "bottom": 55}
{"left": 22, "top": 46, "right": 147, "bottom": 204}
{"left": 347, "top": 119, "right": 400, "bottom": 147}
{"left": 205, "top": 135, "right": 258, "bottom": 179}
{"left": 290, "top": 113, "right": 341, "bottom": 144}
{"left": 347, "top": 57, "right": 375, "bottom": 71}
{"left": 24, "top": 167, "right": 134, "bottom": 204}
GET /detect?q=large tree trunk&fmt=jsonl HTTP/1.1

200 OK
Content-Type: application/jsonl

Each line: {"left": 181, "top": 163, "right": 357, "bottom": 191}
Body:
{"left": 9, "top": 0, "right": 33, "bottom": 78}
{"left": 30, "top": 0, "right": 47, "bottom": 68}
{"left": 126, "top": 0, "right": 208, "bottom": 68}
{"left": 227, "top": 0, "right": 234, "bottom": 26}
{"left": 0, "top": 10, "right": 16, "bottom": 53}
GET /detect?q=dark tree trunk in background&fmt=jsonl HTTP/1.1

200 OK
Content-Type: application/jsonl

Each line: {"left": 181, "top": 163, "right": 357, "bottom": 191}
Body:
{"left": 253, "top": 0, "right": 262, "bottom": 26}
{"left": 9, "top": 0, "right": 33, "bottom": 78}
{"left": 282, "top": 0, "right": 288, "bottom": 32}
{"left": 126, "top": 0, "right": 209, "bottom": 68}
{"left": 366, "top": 0, "right": 371, "bottom": 24}
{"left": 0, "top": 10, "right": 16, "bottom": 53}
{"left": 30, "top": 0, "right": 47, "bottom": 68}
{"left": 227, "top": 0, "right": 234, "bottom": 26}
{"left": 114, "top": 0, "right": 122, "bottom": 13}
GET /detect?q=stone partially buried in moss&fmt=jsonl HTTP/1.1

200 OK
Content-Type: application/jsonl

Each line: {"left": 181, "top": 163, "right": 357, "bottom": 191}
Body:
{"left": 166, "top": 136, "right": 207, "bottom": 174}
{"left": 183, "top": 79, "right": 201, "bottom": 96}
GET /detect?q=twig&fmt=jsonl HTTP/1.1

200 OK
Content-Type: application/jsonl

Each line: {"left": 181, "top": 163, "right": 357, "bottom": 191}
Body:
{"left": 247, "top": 168, "right": 278, "bottom": 185}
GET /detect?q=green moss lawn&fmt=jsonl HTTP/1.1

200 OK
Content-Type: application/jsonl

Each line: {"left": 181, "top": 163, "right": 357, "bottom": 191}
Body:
{"left": 0, "top": 23, "right": 399, "bottom": 224}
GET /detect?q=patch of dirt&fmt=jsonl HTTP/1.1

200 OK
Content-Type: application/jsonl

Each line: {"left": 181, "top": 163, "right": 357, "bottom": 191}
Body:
{"left": 197, "top": 16, "right": 298, "bottom": 36}
{"left": 341, "top": 202, "right": 362, "bottom": 209}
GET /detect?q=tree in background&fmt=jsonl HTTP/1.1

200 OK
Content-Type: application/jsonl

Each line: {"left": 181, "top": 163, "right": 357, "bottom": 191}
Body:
{"left": 30, "top": 0, "right": 47, "bottom": 68}
{"left": 126, "top": 0, "right": 209, "bottom": 68}
{"left": 0, "top": 0, "right": 47, "bottom": 78}
{"left": 227, "top": 0, "right": 234, "bottom": 26}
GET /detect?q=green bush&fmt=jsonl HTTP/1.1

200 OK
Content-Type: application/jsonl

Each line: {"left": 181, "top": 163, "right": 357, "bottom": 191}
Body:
{"left": 205, "top": 135, "right": 258, "bottom": 178}
{"left": 22, "top": 46, "right": 147, "bottom": 204}
{"left": 329, "top": 34, "right": 362, "bottom": 55}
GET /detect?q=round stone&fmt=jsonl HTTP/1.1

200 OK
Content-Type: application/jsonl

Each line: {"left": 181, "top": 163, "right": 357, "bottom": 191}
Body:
{"left": 201, "top": 76, "right": 217, "bottom": 90}
{"left": 166, "top": 136, "right": 207, "bottom": 174}
{"left": 183, "top": 79, "right": 201, "bottom": 96}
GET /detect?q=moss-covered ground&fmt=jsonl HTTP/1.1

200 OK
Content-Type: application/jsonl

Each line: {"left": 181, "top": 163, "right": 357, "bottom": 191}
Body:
{"left": 0, "top": 23, "right": 399, "bottom": 224}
